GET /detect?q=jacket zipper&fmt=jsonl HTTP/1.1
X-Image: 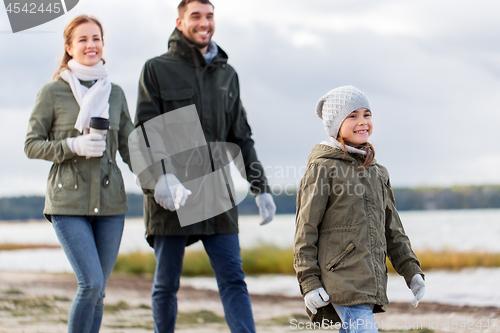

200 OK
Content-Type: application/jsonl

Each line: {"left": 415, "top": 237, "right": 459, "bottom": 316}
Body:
{"left": 327, "top": 242, "right": 356, "bottom": 271}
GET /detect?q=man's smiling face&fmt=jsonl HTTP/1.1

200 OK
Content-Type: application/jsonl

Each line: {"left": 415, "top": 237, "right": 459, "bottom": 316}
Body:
{"left": 176, "top": 1, "right": 215, "bottom": 54}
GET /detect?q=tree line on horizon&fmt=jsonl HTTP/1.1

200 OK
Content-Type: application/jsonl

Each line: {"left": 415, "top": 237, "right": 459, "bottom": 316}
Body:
{"left": 1, "top": 185, "right": 500, "bottom": 221}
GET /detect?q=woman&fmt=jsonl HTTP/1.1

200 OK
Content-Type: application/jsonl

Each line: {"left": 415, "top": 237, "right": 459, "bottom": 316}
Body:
{"left": 24, "top": 15, "right": 134, "bottom": 333}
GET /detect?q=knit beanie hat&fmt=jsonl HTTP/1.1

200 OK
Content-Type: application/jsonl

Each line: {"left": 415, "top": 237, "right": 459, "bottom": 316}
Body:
{"left": 315, "top": 85, "right": 371, "bottom": 138}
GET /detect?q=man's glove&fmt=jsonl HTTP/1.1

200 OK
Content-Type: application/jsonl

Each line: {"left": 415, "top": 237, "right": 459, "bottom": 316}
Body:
{"left": 154, "top": 173, "right": 192, "bottom": 211}
{"left": 304, "top": 287, "right": 330, "bottom": 314}
{"left": 67, "top": 134, "right": 105, "bottom": 158}
{"left": 410, "top": 274, "right": 425, "bottom": 307}
{"left": 255, "top": 193, "right": 276, "bottom": 225}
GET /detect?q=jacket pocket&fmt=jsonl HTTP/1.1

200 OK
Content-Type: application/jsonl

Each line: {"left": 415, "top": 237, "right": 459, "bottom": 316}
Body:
{"left": 326, "top": 241, "right": 356, "bottom": 272}
{"left": 101, "top": 160, "right": 127, "bottom": 210}
{"left": 160, "top": 88, "right": 195, "bottom": 113}
{"left": 53, "top": 161, "right": 74, "bottom": 194}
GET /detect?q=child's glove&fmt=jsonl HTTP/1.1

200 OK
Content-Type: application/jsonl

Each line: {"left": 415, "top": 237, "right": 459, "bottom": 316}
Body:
{"left": 410, "top": 274, "right": 425, "bottom": 307}
{"left": 304, "top": 287, "right": 330, "bottom": 314}
{"left": 154, "top": 173, "right": 192, "bottom": 211}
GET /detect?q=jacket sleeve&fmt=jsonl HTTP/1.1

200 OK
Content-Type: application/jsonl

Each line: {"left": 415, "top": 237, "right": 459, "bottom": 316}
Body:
{"left": 226, "top": 75, "right": 270, "bottom": 195}
{"left": 385, "top": 179, "right": 424, "bottom": 287}
{"left": 134, "top": 60, "right": 175, "bottom": 193}
{"left": 117, "top": 87, "right": 135, "bottom": 173}
{"left": 294, "top": 162, "right": 330, "bottom": 296}
{"left": 24, "top": 83, "right": 76, "bottom": 163}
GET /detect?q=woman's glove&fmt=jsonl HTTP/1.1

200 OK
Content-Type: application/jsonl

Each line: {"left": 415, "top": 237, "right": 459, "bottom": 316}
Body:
{"left": 66, "top": 134, "right": 105, "bottom": 158}
{"left": 255, "top": 193, "right": 276, "bottom": 225}
{"left": 304, "top": 287, "right": 330, "bottom": 314}
{"left": 154, "top": 173, "right": 192, "bottom": 211}
{"left": 410, "top": 274, "right": 425, "bottom": 307}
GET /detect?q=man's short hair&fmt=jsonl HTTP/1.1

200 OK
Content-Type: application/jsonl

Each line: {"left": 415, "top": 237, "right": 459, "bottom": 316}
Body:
{"left": 178, "top": 0, "right": 214, "bottom": 18}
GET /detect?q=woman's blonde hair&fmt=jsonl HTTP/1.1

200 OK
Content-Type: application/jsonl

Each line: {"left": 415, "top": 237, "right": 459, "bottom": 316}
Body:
{"left": 53, "top": 15, "right": 104, "bottom": 80}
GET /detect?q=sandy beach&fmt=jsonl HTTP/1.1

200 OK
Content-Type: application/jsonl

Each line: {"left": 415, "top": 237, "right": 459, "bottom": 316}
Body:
{"left": 1, "top": 271, "right": 499, "bottom": 332}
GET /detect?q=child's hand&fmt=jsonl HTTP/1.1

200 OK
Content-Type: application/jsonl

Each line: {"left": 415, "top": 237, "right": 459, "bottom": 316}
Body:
{"left": 304, "top": 287, "right": 330, "bottom": 314}
{"left": 410, "top": 274, "right": 425, "bottom": 307}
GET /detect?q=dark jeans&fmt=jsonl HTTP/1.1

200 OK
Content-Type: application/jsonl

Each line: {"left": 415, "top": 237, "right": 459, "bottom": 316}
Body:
{"left": 52, "top": 214, "right": 124, "bottom": 333}
{"left": 152, "top": 234, "right": 255, "bottom": 333}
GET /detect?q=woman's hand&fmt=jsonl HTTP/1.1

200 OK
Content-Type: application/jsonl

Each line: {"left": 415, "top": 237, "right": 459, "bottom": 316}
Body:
{"left": 304, "top": 287, "right": 330, "bottom": 314}
{"left": 67, "top": 134, "right": 105, "bottom": 158}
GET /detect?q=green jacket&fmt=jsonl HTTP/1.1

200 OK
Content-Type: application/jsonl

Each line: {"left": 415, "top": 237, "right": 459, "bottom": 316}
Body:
{"left": 135, "top": 29, "right": 270, "bottom": 245}
{"left": 24, "top": 79, "right": 135, "bottom": 221}
{"left": 294, "top": 144, "right": 423, "bottom": 323}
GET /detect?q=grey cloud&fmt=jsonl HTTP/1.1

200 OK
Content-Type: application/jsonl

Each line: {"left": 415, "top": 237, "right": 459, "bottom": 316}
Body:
{"left": 3, "top": 0, "right": 500, "bottom": 196}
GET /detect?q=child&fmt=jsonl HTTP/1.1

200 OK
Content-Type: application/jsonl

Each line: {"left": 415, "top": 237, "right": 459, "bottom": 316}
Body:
{"left": 293, "top": 85, "right": 425, "bottom": 332}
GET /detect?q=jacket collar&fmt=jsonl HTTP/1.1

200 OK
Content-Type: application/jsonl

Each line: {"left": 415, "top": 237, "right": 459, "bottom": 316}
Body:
{"left": 311, "top": 144, "right": 377, "bottom": 165}
{"left": 166, "top": 28, "right": 228, "bottom": 67}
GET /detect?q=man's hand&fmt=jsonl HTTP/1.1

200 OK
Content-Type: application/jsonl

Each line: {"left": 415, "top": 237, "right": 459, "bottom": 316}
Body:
{"left": 255, "top": 193, "right": 276, "bottom": 225}
{"left": 154, "top": 174, "right": 192, "bottom": 211}
{"left": 304, "top": 287, "right": 330, "bottom": 314}
{"left": 410, "top": 274, "right": 425, "bottom": 307}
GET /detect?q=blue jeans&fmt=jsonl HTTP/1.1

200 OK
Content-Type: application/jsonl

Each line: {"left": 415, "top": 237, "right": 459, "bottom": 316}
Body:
{"left": 332, "top": 303, "right": 378, "bottom": 333}
{"left": 52, "top": 214, "right": 125, "bottom": 333}
{"left": 152, "top": 234, "right": 255, "bottom": 333}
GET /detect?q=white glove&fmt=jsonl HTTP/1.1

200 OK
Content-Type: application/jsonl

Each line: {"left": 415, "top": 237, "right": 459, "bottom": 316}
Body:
{"left": 304, "top": 287, "right": 330, "bottom": 314}
{"left": 410, "top": 274, "right": 425, "bottom": 307}
{"left": 67, "top": 134, "right": 105, "bottom": 158}
{"left": 255, "top": 193, "right": 276, "bottom": 225}
{"left": 154, "top": 173, "right": 192, "bottom": 211}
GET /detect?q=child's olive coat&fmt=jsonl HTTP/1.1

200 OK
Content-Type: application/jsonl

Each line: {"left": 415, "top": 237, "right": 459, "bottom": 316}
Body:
{"left": 294, "top": 144, "right": 423, "bottom": 323}
{"left": 24, "top": 79, "right": 135, "bottom": 221}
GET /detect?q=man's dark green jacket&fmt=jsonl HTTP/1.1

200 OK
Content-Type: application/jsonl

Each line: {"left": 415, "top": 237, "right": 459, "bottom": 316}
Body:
{"left": 135, "top": 29, "right": 270, "bottom": 245}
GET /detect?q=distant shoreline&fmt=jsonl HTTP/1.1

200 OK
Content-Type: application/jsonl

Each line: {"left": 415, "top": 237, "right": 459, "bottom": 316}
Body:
{"left": 2, "top": 185, "right": 500, "bottom": 220}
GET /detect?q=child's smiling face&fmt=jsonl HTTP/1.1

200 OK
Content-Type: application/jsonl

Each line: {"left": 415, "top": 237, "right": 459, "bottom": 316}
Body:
{"left": 338, "top": 108, "right": 373, "bottom": 146}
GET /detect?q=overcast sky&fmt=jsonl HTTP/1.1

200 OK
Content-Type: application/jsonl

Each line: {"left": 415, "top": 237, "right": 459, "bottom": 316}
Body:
{"left": 1, "top": 0, "right": 500, "bottom": 197}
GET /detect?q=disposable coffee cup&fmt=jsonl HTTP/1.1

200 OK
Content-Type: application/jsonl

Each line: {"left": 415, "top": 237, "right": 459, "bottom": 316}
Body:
{"left": 89, "top": 117, "right": 109, "bottom": 141}
{"left": 88, "top": 117, "right": 109, "bottom": 159}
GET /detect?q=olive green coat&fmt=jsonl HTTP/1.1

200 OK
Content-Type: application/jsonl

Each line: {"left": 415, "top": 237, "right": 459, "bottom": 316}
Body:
{"left": 135, "top": 29, "right": 270, "bottom": 245}
{"left": 294, "top": 144, "right": 423, "bottom": 323}
{"left": 24, "top": 79, "right": 135, "bottom": 221}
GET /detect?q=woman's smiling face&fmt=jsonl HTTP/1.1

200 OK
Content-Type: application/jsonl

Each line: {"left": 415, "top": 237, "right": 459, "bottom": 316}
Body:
{"left": 65, "top": 22, "right": 103, "bottom": 67}
{"left": 338, "top": 108, "right": 373, "bottom": 146}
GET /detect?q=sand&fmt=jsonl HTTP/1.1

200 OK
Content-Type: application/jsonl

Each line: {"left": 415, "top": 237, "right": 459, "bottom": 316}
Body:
{"left": 0, "top": 271, "right": 499, "bottom": 332}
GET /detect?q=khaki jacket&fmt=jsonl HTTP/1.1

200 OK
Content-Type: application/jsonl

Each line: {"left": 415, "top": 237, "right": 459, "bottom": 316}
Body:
{"left": 294, "top": 144, "right": 423, "bottom": 323}
{"left": 24, "top": 79, "right": 135, "bottom": 220}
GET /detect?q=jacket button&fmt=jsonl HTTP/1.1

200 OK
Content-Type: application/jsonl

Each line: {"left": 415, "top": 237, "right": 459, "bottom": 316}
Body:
{"left": 94, "top": 208, "right": 99, "bottom": 213}
{"left": 229, "top": 91, "right": 233, "bottom": 98}
{"left": 74, "top": 159, "right": 78, "bottom": 163}
{"left": 58, "top": 184, "right": 62, "bottom": 188}
{"left": 222, "top": 64, "right": 226, "bottom": 68}
{"left": 105, "top": 180, "right": 110, "bottom": 186}
{"left": 74, "top": 185, "right": 78, "bottom": 189}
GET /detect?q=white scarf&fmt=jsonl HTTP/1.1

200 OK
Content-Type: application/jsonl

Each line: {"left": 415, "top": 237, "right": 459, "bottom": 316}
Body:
{"left": 320, "top": 137, "right": 367, "bottom": 155}
{"left": 59, "top": 59, "right": 111, "bottom": 133}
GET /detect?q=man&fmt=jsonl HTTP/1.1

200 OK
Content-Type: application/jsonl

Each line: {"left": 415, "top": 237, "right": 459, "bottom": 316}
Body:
{"left": 134, "top": 1, "right": 276, "bottom": 332}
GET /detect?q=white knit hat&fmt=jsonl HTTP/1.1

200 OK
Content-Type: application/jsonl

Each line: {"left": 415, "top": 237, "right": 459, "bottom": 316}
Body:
{"left": 316, "top": 85, "right": 371, "bottom": 138}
